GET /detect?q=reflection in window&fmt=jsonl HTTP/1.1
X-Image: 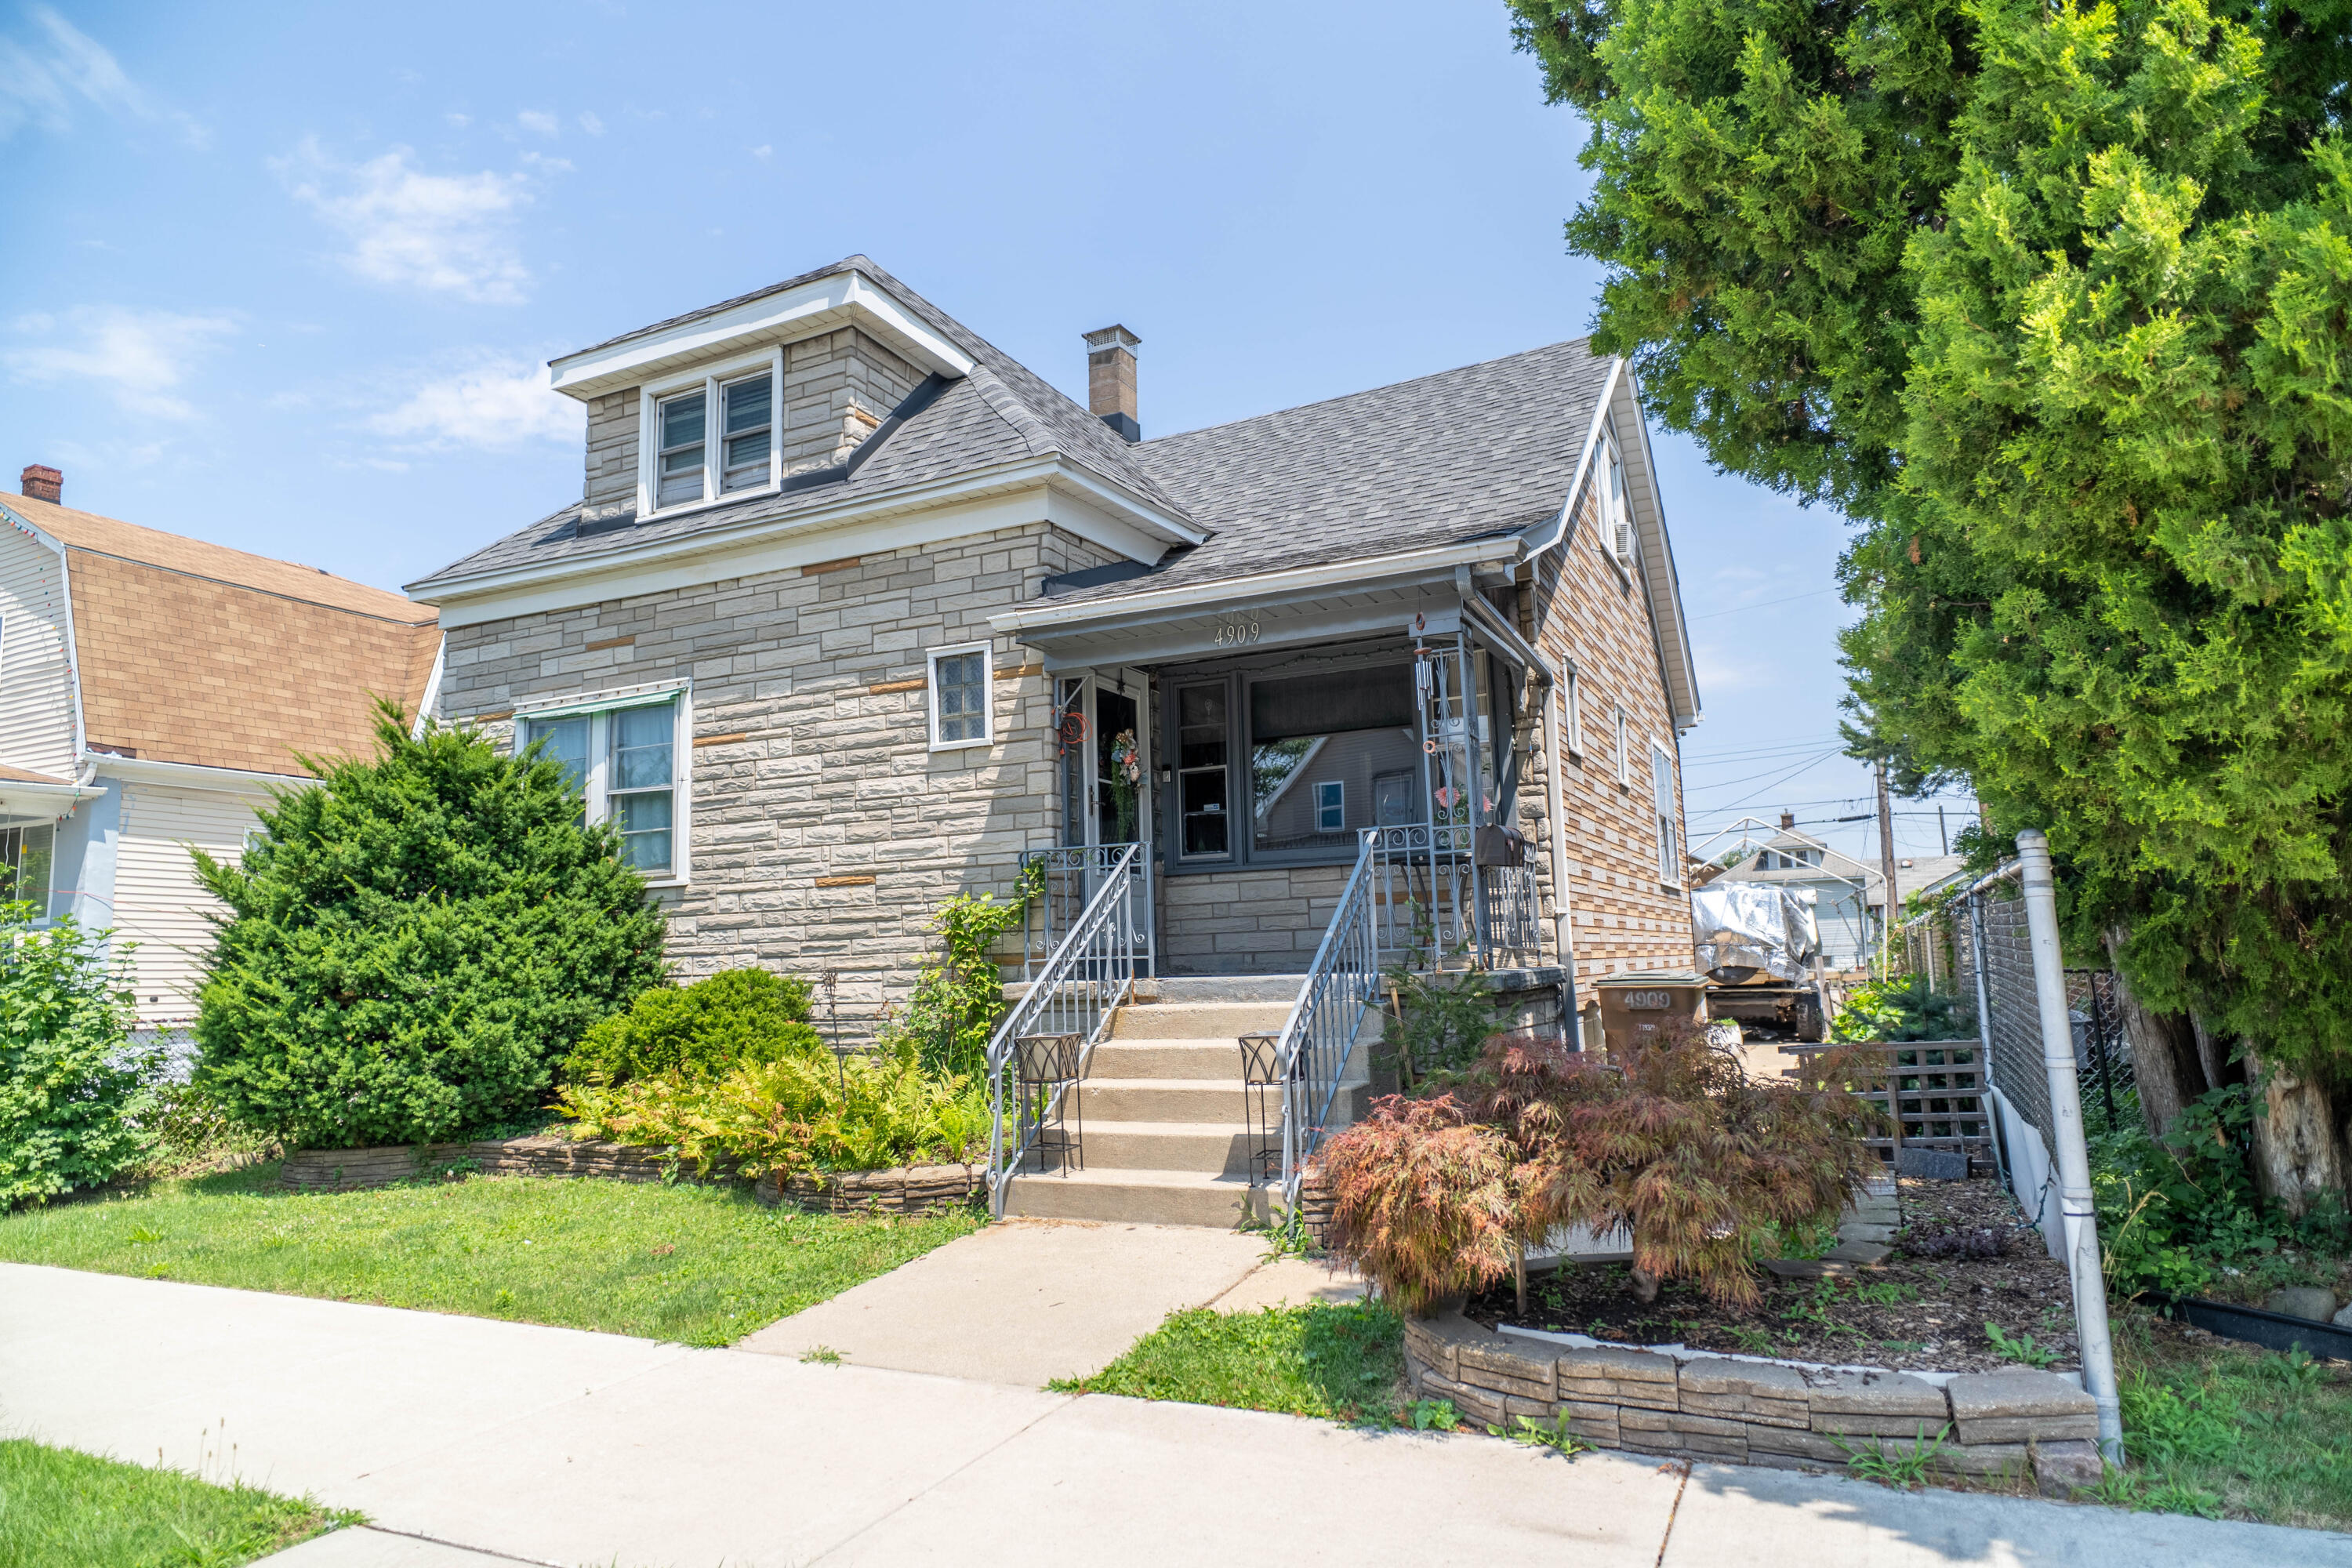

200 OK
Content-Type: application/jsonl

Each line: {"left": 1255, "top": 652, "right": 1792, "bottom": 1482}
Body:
{"left": 1177, "top": 683, "right": 1229, "bottom": 858}
{"left": 518, "top": 700, "right": 681, "bottom": 877}
{"left": 1248, "top": 666, "right": 1418, "bottom": 855}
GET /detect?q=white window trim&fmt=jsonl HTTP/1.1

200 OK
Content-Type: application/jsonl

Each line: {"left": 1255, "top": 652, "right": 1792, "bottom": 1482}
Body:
{"left": 514, "top": 684, "right": 692, "bottom": 886}
{"left": 927, "top": 641, "right": 995, "bottom": 752}
{"left": 1314, "top": 779, "right": 1346, "bottom": 833}
{"left": 1650, "top": 738, "right": 1680, "bottom": 888}
{"left": 1561, "top": 664, "right": 1584, "bottom": 760}
{"left": 635, "top": 347, "right": 785, "bottom": 522}
{"left": 1597, "top": 424, "right": 1636, "bottom": 583}
{"left": 1613, "top": 704, "right": 1630, "bottom": 788}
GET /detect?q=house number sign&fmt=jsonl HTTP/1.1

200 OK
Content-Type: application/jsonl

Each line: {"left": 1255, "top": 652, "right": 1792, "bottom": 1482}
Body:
{"left": 1213, "top": 614, "right": 1262, "bottom": 646}
{"left": 1623, "top": 989, "right": 1674, "bottom": 1011}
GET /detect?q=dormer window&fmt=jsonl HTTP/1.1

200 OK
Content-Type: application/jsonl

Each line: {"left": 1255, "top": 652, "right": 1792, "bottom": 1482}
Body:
{"left": 638, "top": 350, "right": 782, "bottom": 517}
{"left": 656, "top": 390, "right": 707, "bottom": 507}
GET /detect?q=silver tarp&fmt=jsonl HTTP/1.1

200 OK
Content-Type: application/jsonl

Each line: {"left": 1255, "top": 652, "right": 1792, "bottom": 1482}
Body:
{"left": 1691, "top": 881, "right": 1820, "bottom": 982}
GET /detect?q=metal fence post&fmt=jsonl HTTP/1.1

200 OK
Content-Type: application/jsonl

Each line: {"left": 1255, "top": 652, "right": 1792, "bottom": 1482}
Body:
{"left": 2017, "top": 830, "right": 2125, "bottom": 1467}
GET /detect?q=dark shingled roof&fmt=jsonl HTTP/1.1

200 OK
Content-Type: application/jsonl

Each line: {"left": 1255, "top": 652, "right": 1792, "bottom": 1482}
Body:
{"left": 1056, "top": 340, "right": 1615, "bottom": 604}
{"left": 410, "top": 260, "right": 1616, "bottom": 597}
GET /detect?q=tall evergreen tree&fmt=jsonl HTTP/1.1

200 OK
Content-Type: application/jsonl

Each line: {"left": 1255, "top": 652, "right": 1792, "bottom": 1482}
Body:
{"left": 1512, "top": 0, "right": 2352, "bottom": 1206}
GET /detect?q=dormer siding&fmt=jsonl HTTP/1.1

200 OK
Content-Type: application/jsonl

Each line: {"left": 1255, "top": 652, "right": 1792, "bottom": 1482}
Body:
{"left": 579, "top": 326, "right": 924, "bottom": 528}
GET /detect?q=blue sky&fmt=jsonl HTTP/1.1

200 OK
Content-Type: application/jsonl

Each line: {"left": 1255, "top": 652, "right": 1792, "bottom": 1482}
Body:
{"left": 0, "top": 0, "right": 1971, "bottom": 863}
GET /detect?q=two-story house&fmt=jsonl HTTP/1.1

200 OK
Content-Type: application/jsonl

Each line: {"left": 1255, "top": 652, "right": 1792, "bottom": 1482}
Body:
{"left": 408, "top": 256, "right": 1702, "bottom": 1221}
{"left": 409, "top": 256, "right": 1699, "bottom": 995}
{"left": 0, "top": 469, "right": 443, "bottom": 1027}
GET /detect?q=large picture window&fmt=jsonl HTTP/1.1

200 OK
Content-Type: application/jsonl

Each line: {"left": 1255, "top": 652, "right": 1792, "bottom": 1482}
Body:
{"left": 1167, "top": 659, "right": 1438, "bottom": 869}
{"left": 521, "top": 695, "right": 684, "bottom": 878}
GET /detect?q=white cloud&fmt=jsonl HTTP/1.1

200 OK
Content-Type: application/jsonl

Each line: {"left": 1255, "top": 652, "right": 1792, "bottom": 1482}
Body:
{"left": 274, "top": 138, "right": 535, "bottom": 304}
{"left": 445, "top": 110, "right": 471, "bottom": 129}
{"left": 4, "top": 306, "right": 236, "bottom": 419}
{"left": 577, "top": 111, "right": 604, "bottom": 136}
{"left": 750, "top": 143, "right": 771, "bottom": 160}
{"left": 0, "top": 6, "right": 206, "bottom": 146}
{"left": 516, "top": 109, "right": 559, "bottom": 137}
{"left": 367, "top": 356, "right": 575, "bottom": 451}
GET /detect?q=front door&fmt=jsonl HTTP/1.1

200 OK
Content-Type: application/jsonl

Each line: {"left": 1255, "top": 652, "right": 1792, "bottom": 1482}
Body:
{"left": 1054, "top": 670, "right": 1155, "bottom": 970}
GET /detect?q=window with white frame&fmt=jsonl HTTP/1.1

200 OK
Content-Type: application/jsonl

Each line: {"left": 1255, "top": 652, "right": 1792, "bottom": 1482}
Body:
{"left": 521, "top": 695, "right": 683, "bottom": 877}
{"left": 1314, "top": 779, "right": 1345, "bottom": 833}
{"left": 1650, "top": 741, "right": 1679, "bottom": 885}
{"left": 1599, "top": 426, "right": 1637, "bottom": 569}
{"left": 1613, "top": 704, "right": 1629, "bottom": 786}
{"left": 929, "top": 644, "right": 993, "bottom": 748}
{"left": 641, "top": 352, "right": 782, "bottom": 515}
{"left": 1561, "top": 666, "right": 1584, "bottom": 759}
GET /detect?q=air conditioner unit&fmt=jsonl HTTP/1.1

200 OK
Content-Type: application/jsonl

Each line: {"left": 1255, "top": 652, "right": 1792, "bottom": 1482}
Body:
{"left": 1613, "top": 509, "right": 1638, "bottom": 564}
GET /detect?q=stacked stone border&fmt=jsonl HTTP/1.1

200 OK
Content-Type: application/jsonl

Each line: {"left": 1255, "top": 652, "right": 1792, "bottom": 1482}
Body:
{"left": 1404, "top": 1307, "right": 2102, "bottom": 1496}
{"left": 277, "top": 1137, "right": 980, "bottom": 1217}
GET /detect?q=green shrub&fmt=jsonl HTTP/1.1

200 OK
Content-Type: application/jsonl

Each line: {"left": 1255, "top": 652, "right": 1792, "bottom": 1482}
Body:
{"left": 557, "top": 1039, "right": 988, "bottom": 1179}
{"left": 1831, "top": 975, "right": 1974, "bottom": 1042}
{"left": 1379, "top": 965, "right": 1497, "bottom": 1086}
{"left": 0, "top": 906, "right": 160, "bottom": 1207}
{"left": 564, "top": 967, "right": 820, "bottom": 1085}
{"left": 133, "top": 1076, "right": 276, "bottom": 1178}
{"left": 887, "top": 866, "right": 1040, "bottom": 1079}
{"left": 191, "top": 703, "right": 667, "bottom": 1150}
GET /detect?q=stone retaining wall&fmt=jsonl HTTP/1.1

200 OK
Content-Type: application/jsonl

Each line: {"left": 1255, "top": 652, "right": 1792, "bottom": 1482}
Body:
{"left": 278, "top": 1137, "right": 980, "bottom": 1218}
{"left": 1403, "top": 1308, "right": 2102, "bottom": 1494}
{"left": 752, "top": 1162, "right": 982, "bottom": 1216}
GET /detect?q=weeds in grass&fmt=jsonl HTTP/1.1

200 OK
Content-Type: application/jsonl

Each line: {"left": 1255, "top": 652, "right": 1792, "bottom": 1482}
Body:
{"left": 800, "top": 1345, "right": 843, "bottom": 1365}
{"left": 1240, "top": 1205, "right": 1321, "bottom": 1263}
{"left": 1403, "top": 1398, "right": 1461, "bottom": 1432}
{"left": 1726, "top": 1326, "right": 1784, "bottom": 1356}
{"left": 1983, "top": 1322, "right": 2061, "bottom": 1369}
{"left": 2144, "top": 1481, "right": 2227, "bottom": 1519}
{"left": 1835, "top": 1425, "right": 1951, "bottom": 1490}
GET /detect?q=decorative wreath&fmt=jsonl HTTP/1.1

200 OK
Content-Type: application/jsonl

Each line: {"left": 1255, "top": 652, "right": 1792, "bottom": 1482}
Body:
{"left": 1055, "top": 706, "right": 1091, "bottom": 757}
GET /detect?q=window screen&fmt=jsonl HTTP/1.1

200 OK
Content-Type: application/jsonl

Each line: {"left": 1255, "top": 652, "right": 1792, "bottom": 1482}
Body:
{"left": 934, "top": 652, "right": 989, "bottom": 743}
{"left": 611, "top": 706, "right": 676, "bottom": 873}
{"left": 720, "top": 374, "right": 771, "bottom": 493}
{"left": 657, "top": 390, "right": 706, "bottom": 507}
{"left": 1249, "top": 666, "right": 1414, "bottom": 742}
{"left": 1650, "top": 742, "right": 1678, "bottom": 884}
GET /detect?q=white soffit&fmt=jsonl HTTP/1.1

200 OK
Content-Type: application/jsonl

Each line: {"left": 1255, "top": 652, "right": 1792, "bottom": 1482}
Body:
{"left": 548, "top": 270, "right": 975, "bottom": 401}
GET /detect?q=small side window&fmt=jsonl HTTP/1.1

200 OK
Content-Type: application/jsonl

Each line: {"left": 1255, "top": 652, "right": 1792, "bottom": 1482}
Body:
{"left": 1650, "top": 741, "right": 1679, "bottom": 886}
{"left": 930, "top": 645, "right": 993, "bottom": 748}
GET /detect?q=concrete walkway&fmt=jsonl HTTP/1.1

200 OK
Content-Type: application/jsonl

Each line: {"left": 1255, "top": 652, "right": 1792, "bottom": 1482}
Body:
{"left": 4, "top": 1261, "right": 2343, "bottom": 1566}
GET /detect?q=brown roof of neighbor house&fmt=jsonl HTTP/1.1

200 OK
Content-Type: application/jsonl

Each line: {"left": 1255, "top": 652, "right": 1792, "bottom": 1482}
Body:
{"left": 3, "top": 491, "right": 441, "bottom": 777}
{"left": 0, "top": 762, "right": 73, "bottom": 786}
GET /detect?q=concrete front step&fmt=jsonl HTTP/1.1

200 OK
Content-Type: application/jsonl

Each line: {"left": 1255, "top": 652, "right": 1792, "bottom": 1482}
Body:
{"left": 1070, "top": 1077, "right": 1269, "bottom": 1124}
{"left": 1000, "top": 1166, "right": 1276, "bottom": 1227}
{"left": 1087, "top": 1038, "right": 1268, "bottom": 1080}
{"left": 1110, "top": 1001, "right": 1294, "bottom": 1040}
{"left": 1072, "top": 1120, "right": 1272, "bottom": 1178}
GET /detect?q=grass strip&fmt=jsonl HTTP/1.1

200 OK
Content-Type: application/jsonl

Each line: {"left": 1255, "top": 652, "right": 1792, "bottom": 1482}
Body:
{"left": 2105, "top": 1307, "right": 2352, "bottom": 1531}
{"left": 1054, "top": 1302, "right": 1406, "bottom": 1424}
{"left": 0, "top": 1437, "right": 356, "bottom": 1567}
{"left": 0, "top": 1163, "right": 981, "bottom": 1347}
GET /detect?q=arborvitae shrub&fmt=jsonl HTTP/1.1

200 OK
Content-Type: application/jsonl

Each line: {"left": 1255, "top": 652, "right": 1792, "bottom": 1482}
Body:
{"left": 191, "top": 705, "right": 666, "bottom": 1149}
{"left": 563, "top": 967, "right": 821, "bottom": 1085}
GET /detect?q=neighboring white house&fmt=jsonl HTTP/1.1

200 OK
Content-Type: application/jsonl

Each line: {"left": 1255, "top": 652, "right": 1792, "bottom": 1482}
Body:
{"left": 0, "top": 468, "right": 443, "bottom": 1026}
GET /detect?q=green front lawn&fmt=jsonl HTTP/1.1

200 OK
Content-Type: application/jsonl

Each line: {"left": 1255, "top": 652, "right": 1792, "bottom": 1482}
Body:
{"left": 1054, "top": 1302, "right": 1408, "bottom": 1425}
{"left": 0, "top": 1163, "right": 980, "bottom": 1347}
{"left": 0, "top": 1438, "right": 356, "bottom": 1567}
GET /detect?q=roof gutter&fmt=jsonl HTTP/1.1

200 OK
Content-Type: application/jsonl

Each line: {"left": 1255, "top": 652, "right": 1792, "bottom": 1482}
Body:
{"left": 407, "top": 452, "right": 1206, "bottom": 605}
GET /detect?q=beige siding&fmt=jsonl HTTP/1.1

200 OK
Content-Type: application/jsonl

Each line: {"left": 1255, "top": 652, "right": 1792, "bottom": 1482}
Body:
{"left": 112, "top": 782, "right": 259, "bottom": 1025}
{"left": 0, "top": 527, "right": 77, "bottom": 776}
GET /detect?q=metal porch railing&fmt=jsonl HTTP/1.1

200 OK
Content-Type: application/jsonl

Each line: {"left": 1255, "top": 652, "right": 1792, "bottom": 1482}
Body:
{"left": 985, "top": 843, "right": 1142, "bottom": 1217}
{"left": 1269, "top": 825, "right": 1546, "bottom": 1205}
{"left": 1017, "top": 842, "right": 1154, "bottom": 980}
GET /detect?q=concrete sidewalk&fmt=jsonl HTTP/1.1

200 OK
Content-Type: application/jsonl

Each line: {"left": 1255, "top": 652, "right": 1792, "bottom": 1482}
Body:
{"left": 3, "top": 1262, "right": 2341, "bottom": 1567}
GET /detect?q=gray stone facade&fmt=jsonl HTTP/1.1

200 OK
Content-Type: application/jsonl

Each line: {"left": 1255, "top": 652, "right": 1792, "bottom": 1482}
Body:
{"left": 436, "top": 521, "right": 1120, "bottom": 1025}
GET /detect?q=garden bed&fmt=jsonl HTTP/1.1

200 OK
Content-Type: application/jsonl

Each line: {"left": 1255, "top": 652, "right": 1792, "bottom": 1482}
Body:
{"left": 1463, "top": 1176, "right": 2076, "bottom": 1374}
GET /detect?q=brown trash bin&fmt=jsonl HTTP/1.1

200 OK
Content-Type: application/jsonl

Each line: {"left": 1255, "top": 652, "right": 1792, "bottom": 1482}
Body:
{"left": 1592, "top": 971, "right": 1709, "bottom": 1054}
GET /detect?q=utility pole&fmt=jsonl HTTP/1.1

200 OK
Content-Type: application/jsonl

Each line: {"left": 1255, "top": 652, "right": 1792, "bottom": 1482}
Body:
{"left": 1938, "top": 804, "right": 1949, "bottom": 856}
{"left": 1875, "top": 760, "right": 1900, "bottom": 976}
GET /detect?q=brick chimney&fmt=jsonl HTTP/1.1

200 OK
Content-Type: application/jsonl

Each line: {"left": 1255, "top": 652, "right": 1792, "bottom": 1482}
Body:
{"left": 20, "top": 465, "right": 60, "bottom": 505}
{"left": 1778, "top": 810, "right": 1795, "bottom": 830}
{"left": 1083, "top": 325, "right": 1142, "bottom": 443}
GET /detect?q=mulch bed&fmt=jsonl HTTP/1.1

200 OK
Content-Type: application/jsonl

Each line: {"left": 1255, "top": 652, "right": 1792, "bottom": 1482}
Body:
{"left": 1463, "top": 1175, "right": 2078, "bottom": 1374}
